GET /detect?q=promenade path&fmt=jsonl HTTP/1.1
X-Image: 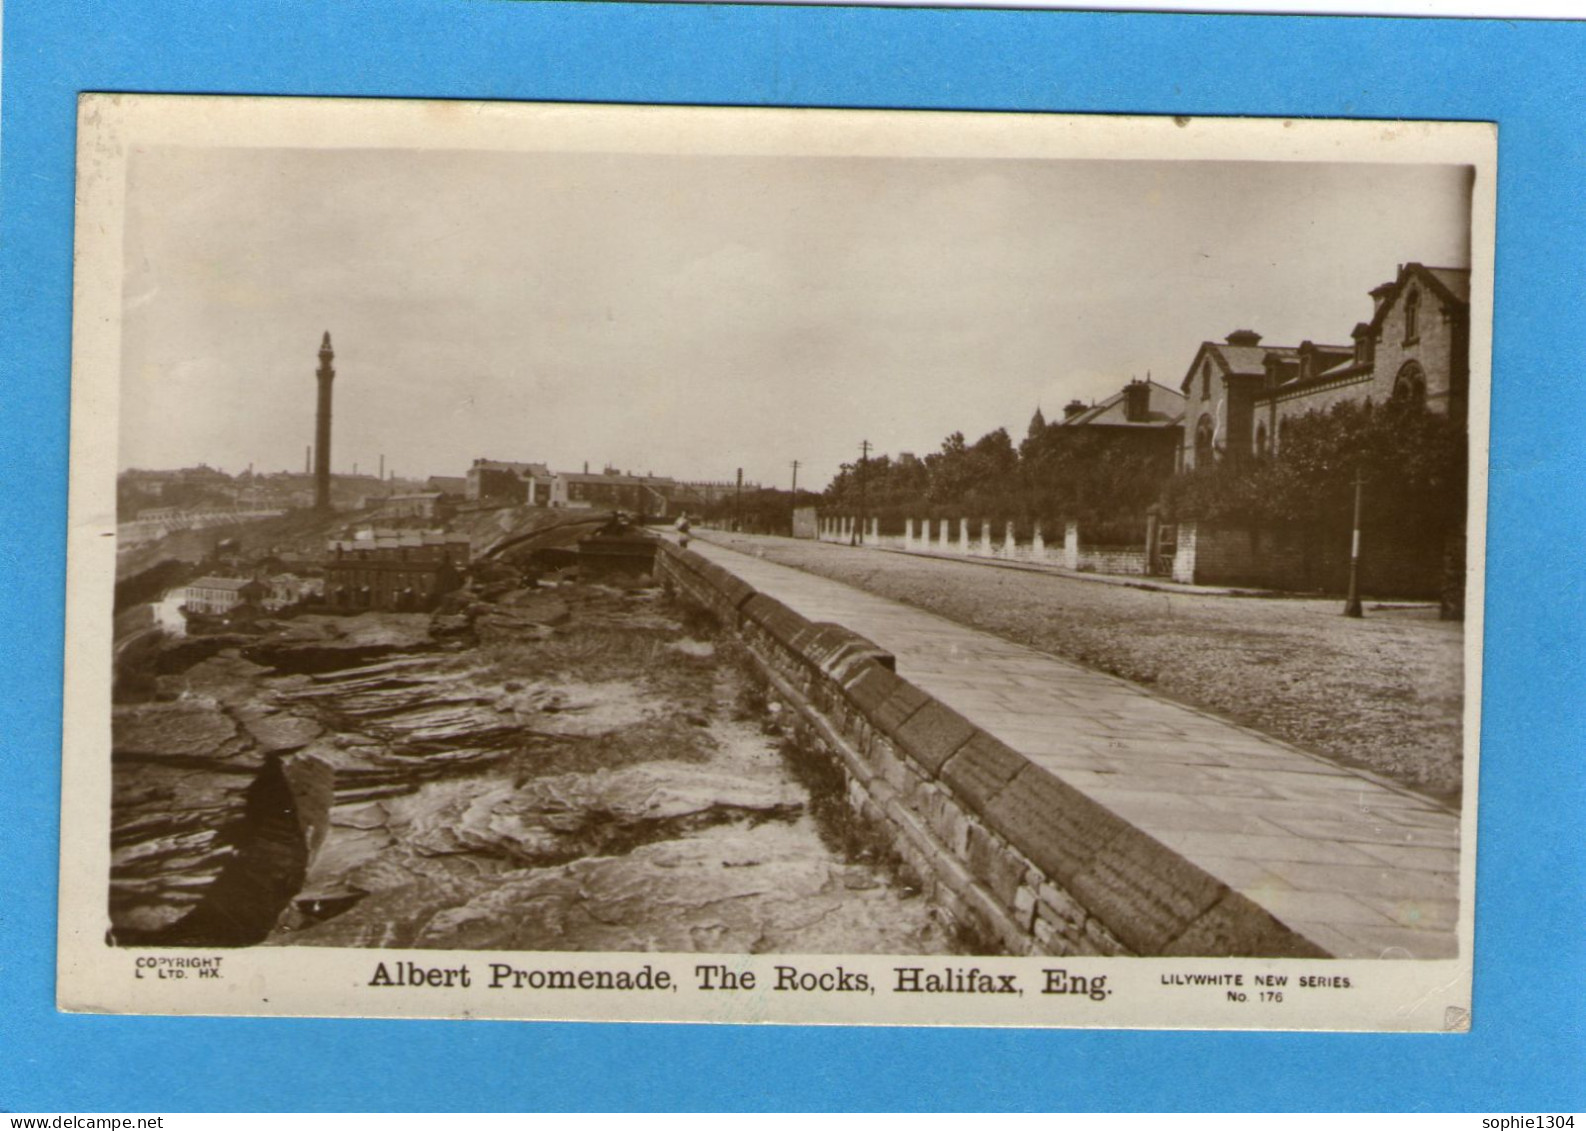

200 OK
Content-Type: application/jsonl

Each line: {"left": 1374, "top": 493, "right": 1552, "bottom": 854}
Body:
{"left": 690, "top": 535, "right": 1462, "bottom": 959}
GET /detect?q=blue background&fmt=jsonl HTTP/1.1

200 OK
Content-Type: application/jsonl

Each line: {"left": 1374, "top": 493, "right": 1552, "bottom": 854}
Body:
{"left": 2, "top": 0, "right": 1582, "bottom": 1113}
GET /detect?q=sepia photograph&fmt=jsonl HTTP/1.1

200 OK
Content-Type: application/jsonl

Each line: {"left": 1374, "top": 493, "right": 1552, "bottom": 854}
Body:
{"left": 60, "top": 96, "right": 1492, "bottom": 1028}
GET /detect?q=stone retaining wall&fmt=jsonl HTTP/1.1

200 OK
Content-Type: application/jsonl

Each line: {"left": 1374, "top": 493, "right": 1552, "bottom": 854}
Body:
{"left": 656, "top": 539, "right": 1327, "bottom": 958}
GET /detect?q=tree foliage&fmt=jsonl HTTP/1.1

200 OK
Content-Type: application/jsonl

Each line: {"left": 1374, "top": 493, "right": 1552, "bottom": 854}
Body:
{"left": 1161, "top": 399, "right": 1466, "bottom": 533}
{"left": 817, "top": 397, "right": 1465, "bottom": 544}
{"left": 822, "top": 423, "right": 1176, "bottom": 534}
{"left": 694, "top": 487, "right": 821, "bottom": 534}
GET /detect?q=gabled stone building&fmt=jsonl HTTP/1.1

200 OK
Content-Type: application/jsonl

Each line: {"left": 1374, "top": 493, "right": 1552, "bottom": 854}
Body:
{"left": 323, "top": 531, "right": 471, "bottom": 611}
{"left": 561, "top": 470, "right": 677, "bottom": 517}
{"left": 1178, "top": 263, "right": 1470, "bottom": 470}
{"left": 465, "top": 459, "right": 564, "bottom": 507}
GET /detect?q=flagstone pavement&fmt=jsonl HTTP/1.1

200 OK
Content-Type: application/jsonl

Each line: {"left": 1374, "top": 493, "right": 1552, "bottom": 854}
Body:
{"left": 689, "top": 535, "right": 1462, "bottom": 959}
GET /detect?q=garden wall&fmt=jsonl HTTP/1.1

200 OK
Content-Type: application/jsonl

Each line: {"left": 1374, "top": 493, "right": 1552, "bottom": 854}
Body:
{"left": 1174, "top": 521, "right": 1447, "bottom": 598}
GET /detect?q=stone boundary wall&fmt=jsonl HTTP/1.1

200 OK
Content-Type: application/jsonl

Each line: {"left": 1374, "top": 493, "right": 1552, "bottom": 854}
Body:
{"left": 791, "top": 505, "right": 819, "bottom": 540}
{"left": 1075, "top": 546, "right": 1150, "bottom": 575}
{"left": 815, "top": 516, "right": 1156, "bottom": 578}
{"left": 655, "top": 539, "right": 1327, "bottom": 958}
{"left": 1176, "top": 520, "right": 1445, "bottom": 598}
{"left": 815, "top": 513, "right": 1445, "bottom": 597}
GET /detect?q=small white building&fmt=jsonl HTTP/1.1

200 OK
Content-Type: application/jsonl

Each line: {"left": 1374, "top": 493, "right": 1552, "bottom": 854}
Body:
{"left": 183, "top": 576, "right": 264, "bottom": 616}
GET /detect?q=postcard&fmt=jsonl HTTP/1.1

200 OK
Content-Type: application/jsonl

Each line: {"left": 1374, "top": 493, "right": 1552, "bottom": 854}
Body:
{"left": 60, "top": 94, "right": 1492, "bottom": 1028}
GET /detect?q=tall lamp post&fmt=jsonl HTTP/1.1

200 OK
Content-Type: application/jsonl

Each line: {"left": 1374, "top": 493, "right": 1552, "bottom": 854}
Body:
{"left": 1343, "top": 465, "right": 1365, "bottom": 618}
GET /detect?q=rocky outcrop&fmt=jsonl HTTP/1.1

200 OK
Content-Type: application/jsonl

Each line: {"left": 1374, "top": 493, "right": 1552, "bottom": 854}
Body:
{"left": 112, "top": 581, "right": 957, "bottom": 956}
{"left": 241, "top": 614, "right": 439, "bottom": 675}
{"left": 287, "top": 830, "right": 946, "bottom": 954}
{"left": 110, "top": 619, "right": 444, "bottom": 943}
{"left": 271, "top": 745, "right": 949, "bottom": 955}
{"left": 110, "top": 693, "right": 331, "bottom": 944}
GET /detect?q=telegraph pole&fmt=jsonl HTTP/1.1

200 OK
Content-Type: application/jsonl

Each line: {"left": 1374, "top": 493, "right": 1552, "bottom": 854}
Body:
{"left": 789, "top": 459, "right": 801, "bottom": 537}
{"left": 1343, "top": 466, "right": 1365, "bottom": 618}
{"left": 734, "top": 467, "right": 743, "bottom": 533}
{"left": 855, "top": 439, "right": 872, "bottom": 546}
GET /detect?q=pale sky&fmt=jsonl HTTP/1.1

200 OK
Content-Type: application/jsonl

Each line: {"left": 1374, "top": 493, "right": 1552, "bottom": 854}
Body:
{"left": 118, "top": 146, "right": 1471, "bottom": 490}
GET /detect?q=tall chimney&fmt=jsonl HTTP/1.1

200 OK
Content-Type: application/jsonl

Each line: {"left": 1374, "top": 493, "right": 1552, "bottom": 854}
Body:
{"left": 314, "top": 332, "right": 335, "bottom": 512}
{"left": 379, "top": 454, "right": 385, "bottom": 481}
{"left": 305, "top": 445, "right": 311, "bottom": 474}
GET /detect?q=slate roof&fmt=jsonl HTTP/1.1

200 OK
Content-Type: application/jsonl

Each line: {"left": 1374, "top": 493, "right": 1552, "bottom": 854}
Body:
{"left": 186, "top": 576, "right": 258, "bottom": 591}
{"left": 1180, "top": 341, "right": 1299, "bottom": 392}
{"left": 1422, "top": 266, "right": 1471, "bottom": 305}
{"left": 474, "top": 460, "right": 551, "bottom": 477}
{"left": 561, "top": 471, "right": 677, "bottom": 487}
{"left": 1060, "top": 380, "right": 1186, "bottom": 428}
{"left": 327, "top": 530, "right": 469, "bottom": 553}
{"left": 1219, "top": 344, "right": 1294, "bottom": 376}
{"left": 1316, "top": 358, "right": 1363, "bottom": 380}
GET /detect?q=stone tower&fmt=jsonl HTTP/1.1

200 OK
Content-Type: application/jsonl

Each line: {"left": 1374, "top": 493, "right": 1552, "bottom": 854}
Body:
{"left": 314, "top": 331, "right": 335, "bottom": 512}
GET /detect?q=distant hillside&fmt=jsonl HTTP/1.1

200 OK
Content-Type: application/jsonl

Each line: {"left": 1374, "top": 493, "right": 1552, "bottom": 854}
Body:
{"left": 115, "top": 508, "right": 369, "bottom": 583}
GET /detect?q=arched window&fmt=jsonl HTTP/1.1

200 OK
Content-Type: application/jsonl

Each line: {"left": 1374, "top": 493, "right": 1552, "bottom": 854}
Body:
{"left": 1404, "top": 288, "right": 1420, "bottom": 343}
{"left": 1393, "top": 361, "right": 1427, "bottom": 407}
{"left": 1255, "top": 421, "right": 1269, "bottom": 458}
{"left": 1194, "top": 414, "right": 1214, "bottom": 465}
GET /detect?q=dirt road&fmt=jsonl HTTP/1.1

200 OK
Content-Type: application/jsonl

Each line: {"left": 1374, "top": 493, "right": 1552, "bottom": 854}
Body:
{"left": 702, "top": 533, "right": 1465, "bottom": 803}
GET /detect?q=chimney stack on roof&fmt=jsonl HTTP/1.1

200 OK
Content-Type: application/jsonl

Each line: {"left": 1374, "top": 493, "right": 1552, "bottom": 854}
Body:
{"left": 1225, "top": 330, "right": 1262, "bottom": 347}
{"left": 1370, "top": 281, "right": 1396, "bottom": 317}
{"left": 1063, "top": 399, "right": 1087, "bottom": 421}
{"left": 1298, "top": 341, "right": 1317, "bottom": 381}
{"left": 1123, "top": 379, "right": 1151, "bottom": 423}
{"left": 1351, "top": 320, "right": 1376, "bottom": 367}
